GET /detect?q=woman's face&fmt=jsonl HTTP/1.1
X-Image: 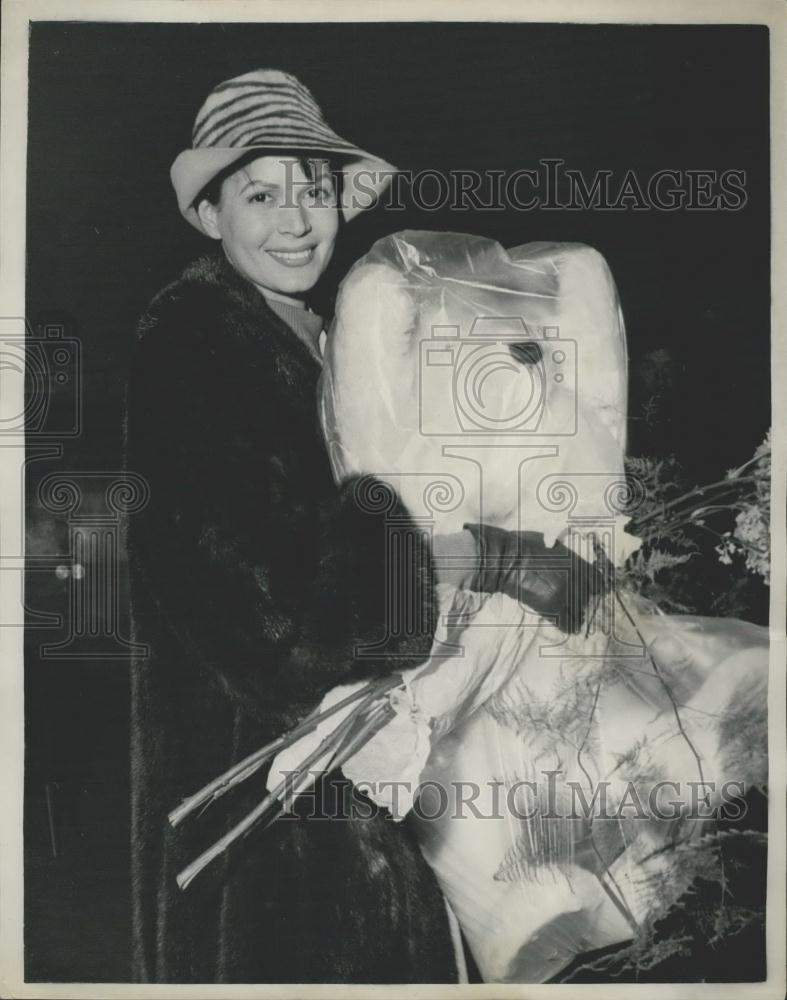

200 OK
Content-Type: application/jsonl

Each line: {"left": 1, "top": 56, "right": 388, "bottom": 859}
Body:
{"left": 197, "top": 156, "right": 339, "bottom": 303}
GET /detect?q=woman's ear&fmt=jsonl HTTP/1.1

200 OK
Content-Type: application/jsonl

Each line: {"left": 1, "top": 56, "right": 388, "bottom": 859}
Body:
{"left": 196, "top": 199, "right": 222, "bottom": 241}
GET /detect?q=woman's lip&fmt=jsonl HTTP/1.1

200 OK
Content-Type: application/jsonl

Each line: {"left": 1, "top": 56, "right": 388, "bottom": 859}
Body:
{"left": 265, "top": 247, "right": 316, "bottom": 267}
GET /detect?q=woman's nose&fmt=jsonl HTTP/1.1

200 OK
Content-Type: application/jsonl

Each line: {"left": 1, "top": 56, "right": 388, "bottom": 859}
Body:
{"left": 277, "top": 203, "right": 311, "bottom": 237}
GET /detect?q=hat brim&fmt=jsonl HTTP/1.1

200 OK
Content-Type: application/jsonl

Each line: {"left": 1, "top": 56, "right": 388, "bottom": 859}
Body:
{"left": 171, "top": 144, "right": 396, "bottom": 233}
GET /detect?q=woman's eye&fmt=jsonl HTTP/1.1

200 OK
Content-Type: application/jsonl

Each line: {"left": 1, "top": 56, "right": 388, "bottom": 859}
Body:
{"left": 303, "top": 185, "right": 334, "bottom": 204}
{"left": 250, "top": 192, "right": 273, "bottom": 205}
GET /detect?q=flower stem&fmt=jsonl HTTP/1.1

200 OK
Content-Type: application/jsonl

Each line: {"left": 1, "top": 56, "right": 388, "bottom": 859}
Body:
{"left": 175, "top": 679, "right": 402, "bottom": 889}
{"left": 628, "top": 476, "right": 757, "bottom": 533}
{"left": 169, "top": 675, "right": 399, "bottom": 828}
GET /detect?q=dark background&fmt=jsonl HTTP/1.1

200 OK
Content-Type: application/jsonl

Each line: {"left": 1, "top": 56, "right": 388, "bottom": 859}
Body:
{"left": 24, "top": 21, "right": 770, "bottom": 982}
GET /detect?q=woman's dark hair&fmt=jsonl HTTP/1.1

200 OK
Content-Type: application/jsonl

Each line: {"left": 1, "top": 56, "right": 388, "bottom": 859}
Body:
{"left": 194, "top": 150, "right": 344, "bottom": 209}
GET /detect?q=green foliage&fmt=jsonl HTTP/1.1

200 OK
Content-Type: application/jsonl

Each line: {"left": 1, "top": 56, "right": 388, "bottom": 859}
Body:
{"left": 555, "top": 828, "right": 767, "bottom": 983}
{"left": 621, "top": 547, "right": 696, "bottom": 613}
{"left": 562, "top": 434, "right": 774, "bottom": 981}
{"left": 620, "top": 433, "right": 771, "bottom": 620}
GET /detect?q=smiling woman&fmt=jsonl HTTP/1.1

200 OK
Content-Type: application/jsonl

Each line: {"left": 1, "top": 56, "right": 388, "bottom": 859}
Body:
{"left": 125, "top": 65, "right": 612, "bottom": 986}
{"left": 124, "top": 68, "right": 459, "bottom": 984}
{"left": 195, "top": 155, "right": 341, "bottom": 305}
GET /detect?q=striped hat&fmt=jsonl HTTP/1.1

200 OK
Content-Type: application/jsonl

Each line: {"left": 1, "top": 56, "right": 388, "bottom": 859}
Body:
{"left": 171, "top": 68, "right": 396, "bottom": 232}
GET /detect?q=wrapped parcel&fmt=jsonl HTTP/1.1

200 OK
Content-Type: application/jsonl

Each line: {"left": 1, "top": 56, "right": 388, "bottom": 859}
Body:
{"left": 319, "top": 230, "right": 635, "bottom": 560}
{"left": 269, "top": 232, "right": 768, "bottom": 983}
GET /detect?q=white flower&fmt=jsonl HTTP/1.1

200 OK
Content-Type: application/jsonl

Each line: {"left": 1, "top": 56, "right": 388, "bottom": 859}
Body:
{"left": 733, "top": 504, "right": 770, "bottom": 585}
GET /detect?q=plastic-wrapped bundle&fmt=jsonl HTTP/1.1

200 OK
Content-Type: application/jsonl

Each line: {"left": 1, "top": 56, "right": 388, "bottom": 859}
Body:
{"left": 276, "top": 231, "right": 770, "bottom": 982}
{"left": 319, "top": 230, "right": 635, "bottom": 559}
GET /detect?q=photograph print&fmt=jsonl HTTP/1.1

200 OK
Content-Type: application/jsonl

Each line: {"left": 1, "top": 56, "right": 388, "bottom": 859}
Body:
{"left": 2, "top": 1, "right": 784, "bottom": 994}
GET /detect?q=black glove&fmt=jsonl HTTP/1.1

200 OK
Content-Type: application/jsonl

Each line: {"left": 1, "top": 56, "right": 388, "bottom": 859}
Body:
{"left": 463, "top": 523, "right": 611, "bottom": 634}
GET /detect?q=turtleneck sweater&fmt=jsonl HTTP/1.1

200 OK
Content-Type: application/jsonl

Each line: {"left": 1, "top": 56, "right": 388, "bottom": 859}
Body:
{"left": 264, "top": 297, "right": 325, "bottom": 362}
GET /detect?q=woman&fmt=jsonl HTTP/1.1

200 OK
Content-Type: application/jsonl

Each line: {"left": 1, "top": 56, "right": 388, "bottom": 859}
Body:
{"left": 125, "top": 68, "right": 592, "bottom": 984}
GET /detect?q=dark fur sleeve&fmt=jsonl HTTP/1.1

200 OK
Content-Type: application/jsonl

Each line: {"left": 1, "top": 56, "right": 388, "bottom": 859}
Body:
{"left": 125, "top": 271, "right": 437, "bottom": 732}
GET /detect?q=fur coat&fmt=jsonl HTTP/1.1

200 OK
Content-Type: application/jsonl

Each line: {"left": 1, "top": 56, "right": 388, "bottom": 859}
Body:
{"left": 124, "top": 251, "right": 458, "bottom": 984}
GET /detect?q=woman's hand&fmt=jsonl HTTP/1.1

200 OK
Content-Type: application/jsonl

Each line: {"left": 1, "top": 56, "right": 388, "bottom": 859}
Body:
{"left": 433, "top": 524, "right": 609, "bottom": 634}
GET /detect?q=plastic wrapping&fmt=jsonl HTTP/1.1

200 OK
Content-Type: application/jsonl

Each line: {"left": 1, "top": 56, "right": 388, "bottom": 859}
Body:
{"left": 319, "top": 230, "right": 635, "bottom": 559}
{"left": 300, "top": 231, "right": 769, "bottom": 982}
{"left": 268, "top": 586, "right": 767, "bottom": 981}
{"left": 408, "top": 595, "right": 767, "bottom": 982}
